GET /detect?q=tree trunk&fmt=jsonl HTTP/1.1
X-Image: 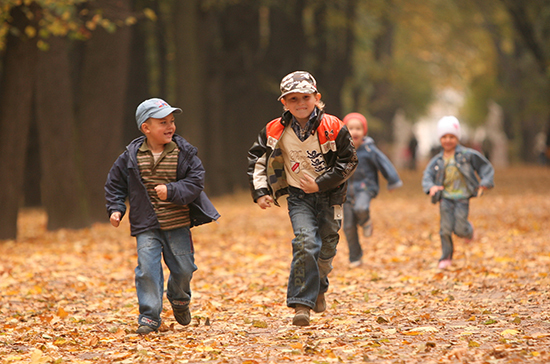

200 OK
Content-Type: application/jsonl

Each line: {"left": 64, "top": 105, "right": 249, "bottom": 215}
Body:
{"left": 75, "top": 0, "right": 132, "bottom": 223}
{"left": 124, "top": 17, "right": 149, "bottom": 144}
{"left": 0, "top": 6, "right": 37, "bottom": 240}
{"left": 173, "top": 0, "right": 205, "bottom": 152}
{"left": 35, "top": 36, "right": 88, "bottom": 230}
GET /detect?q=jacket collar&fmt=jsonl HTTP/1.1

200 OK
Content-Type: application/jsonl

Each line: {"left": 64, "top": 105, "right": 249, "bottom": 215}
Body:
{"left": 280, "top": 106, "right": 325, "bottom": 129}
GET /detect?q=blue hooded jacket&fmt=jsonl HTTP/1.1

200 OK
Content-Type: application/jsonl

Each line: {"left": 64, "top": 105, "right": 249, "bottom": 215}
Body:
{"left": 347, "top": 136, "right": 402, "bottom": 199}
{"left": 105, "top": 134, "right": 220, "bottom": 236}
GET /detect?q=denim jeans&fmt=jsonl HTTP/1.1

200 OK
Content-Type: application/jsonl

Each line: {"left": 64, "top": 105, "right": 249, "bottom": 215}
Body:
{"left": 439, "top": 198, "right": 473, "bottom": 261}
{"left": 286, "top": 187, "right": 341, "bottom": 309}
{"left": 343, "top": 191, "right": 372, "bottom": 263}
{"left": 135, "top": 227, "right": 197, "bottom": 329}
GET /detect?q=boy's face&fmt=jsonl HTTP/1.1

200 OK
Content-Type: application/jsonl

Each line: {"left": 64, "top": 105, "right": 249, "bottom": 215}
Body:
{"left": 440, "top": 134, "right": 458, "bottom": 153}
{"left": 346, "top": 118, "right": 366, "bottom": 147}
{"left": 281, "top": 92, "right": 321, "bottom": 123}
{"left": 142, "top": 114, "right": 176, "bottom": 147}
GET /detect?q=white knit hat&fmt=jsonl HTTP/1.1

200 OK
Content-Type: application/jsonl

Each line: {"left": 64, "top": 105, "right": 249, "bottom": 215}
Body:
{"left": 437, "top": 116, "right": 461, "bottom": 139}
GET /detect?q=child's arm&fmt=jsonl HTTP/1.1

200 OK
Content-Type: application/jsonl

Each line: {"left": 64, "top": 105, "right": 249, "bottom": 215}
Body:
{"left": 105, "top": 152, "right": 130, "bottom": 224}
{"left": 470, "top": 150, "right": 495, "bottom": 190}
{"left": 247, "top": 127, "right": 272, "bottom": 203}
{"left": 165, "top": 154, "right": 205, "bottom": 206}
{"left": 371, "top": 146, "right": 403, "bottom": 190}
{"left": 421, "top": 156, "right": 440, "bottom": 194}
{"left": 315, "top": 124, "right": 358, "bottom": 192}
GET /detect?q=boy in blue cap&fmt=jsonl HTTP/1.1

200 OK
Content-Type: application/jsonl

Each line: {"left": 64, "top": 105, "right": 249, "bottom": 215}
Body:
{"left": 105, "top": 98, "right": 220, "bottom": 334}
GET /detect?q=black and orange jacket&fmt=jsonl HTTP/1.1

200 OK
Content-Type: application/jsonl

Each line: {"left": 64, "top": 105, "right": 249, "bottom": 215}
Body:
{"left": 247, "top": 108, "right": 358, "bottom": 206}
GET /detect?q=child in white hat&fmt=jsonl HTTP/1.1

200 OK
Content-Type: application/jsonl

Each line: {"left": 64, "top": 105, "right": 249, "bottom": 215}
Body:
{"left": 422, "top": 116, "right": 494, "bottom": 269}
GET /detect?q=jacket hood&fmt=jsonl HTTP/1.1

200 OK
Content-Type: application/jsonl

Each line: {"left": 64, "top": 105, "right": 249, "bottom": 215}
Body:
{"left": 363, "top": 136, "right": 375, "bottom": 145}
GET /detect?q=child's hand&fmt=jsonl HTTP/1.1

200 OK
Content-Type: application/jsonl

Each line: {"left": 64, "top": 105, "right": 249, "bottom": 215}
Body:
{"left": 110, "top": 212, "right": 121, "bottom": 228}
{"left": 155, "top": 184, "right": 168, "bottom": 200}
{"left": 300, "top": 173, "right": 319, "bottom": 194}
{"left": 478, "top": 186, "right": 487, "bottom": 197}
{"left": 429, "top": 185, "right": 444, "bottom": 196}
{"left": 257, "top": 195, "right": 274, "bottom": 209}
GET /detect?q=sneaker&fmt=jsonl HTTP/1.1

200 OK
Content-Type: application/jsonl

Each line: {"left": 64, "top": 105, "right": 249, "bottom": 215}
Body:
{"left": 292, "top": 304, "right": 310, "bottom": 326}
{"left": 437, "top": 259, "right": 452, "bottom": 269}
{"left": 136, "top": 325, "right": 156, "bottom": 335}
{"left": 172, "top": 304, "right": 191, "bottom": 326}
{"left": 349, "top": 260, "right": 363, "bottom": 268}
{"left": 464, "top": 224, "right": 475, "bottom": 244}
{"left": 362, "top": 218, "right": 373, "bottom": 237}
{"left": 313, "top": 292, "right": 326, "bottom": 313}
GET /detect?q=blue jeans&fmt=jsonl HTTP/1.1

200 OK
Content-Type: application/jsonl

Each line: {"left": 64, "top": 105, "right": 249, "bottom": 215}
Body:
{"left": 135, "top": 227, "right": 197, "bottom": 329}
{"left": 343, "top": 191, "right": 372, "bottom": 263}
{"left": 439, "top": 198, "right": 473, "bottom": 261}
{"left": 286, "top": 187, "right": 341, "bottom": 309}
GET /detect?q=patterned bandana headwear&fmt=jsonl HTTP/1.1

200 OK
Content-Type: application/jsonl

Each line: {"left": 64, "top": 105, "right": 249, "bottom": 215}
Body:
{"left": 278, "top": 71, "right": 318, "bottom": 100}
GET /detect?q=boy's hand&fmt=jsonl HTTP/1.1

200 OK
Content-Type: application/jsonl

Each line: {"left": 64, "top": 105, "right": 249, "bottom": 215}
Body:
{"left": 155, "top": 184, "right": 168, "bottom": 200}
{"left": 110, "top": 212, "right": 121, "bottom": 228}
{"left": 429, "top": 185, "right": 444, "bottom": 196}
{"left": 257, "top": 195, "right": 274, "bottom": 209}
{"left": 300, "top": 173, "right": 319, "bottom": 194}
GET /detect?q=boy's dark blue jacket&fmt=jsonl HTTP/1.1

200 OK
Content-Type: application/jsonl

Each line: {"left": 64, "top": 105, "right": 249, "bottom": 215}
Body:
{"left": 105, "top": 134, "right": 220, "bottom": 236}
{"left": 348, "top": 136, "right": 402, "bottom": 199}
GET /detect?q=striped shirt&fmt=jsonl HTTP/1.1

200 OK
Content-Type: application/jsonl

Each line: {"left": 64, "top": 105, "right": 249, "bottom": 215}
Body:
{"left": 137, "top": 141, "right": 190, "bottom": 229}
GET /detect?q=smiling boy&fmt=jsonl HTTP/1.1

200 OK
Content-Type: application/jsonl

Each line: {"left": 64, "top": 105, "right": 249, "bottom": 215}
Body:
{"left": 105, "top": 98, "right": 219, "bottom": 334}
{"left": 422, "top": 116, "right": 494, "bottom": 269}
{"left": 248, "top": 71, "right": 357, "bottom": 326}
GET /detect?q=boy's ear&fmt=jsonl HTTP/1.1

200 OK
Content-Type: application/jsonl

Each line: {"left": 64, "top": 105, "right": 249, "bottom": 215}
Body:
{"left": 141, "top": 120, "right": 150, "bottom": 134}
{"left": 315, "top": 93, "right": 322, "bottom": 101}
{"left": 280, "top": 98, "right": 287, "bottom": 107}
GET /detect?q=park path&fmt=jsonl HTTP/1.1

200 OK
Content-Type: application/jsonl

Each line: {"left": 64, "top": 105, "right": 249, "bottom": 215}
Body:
{"left": 1, "top": 166, "right": 550, "bottom": 363}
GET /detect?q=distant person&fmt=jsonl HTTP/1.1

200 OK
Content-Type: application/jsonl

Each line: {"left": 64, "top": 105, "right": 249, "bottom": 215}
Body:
{"left": 247, "top": 71, "right": 357, "bottom": 326}
{"left": 408, "top": 134, "right": 418, "bottom": 170}
{"left": 342, "top": 113, "right": 402, "bottom": 268}
{"left": 481, "top": 137, "right": 493, "bottom": 161}
{"left": 105, "top": 98, "right": 220, "bottom": 335}
{"left": 422, "top": 116, "right": 494, "bottom": 269}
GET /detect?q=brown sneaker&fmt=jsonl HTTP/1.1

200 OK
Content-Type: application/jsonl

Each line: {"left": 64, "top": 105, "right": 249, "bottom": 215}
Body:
{"left": 292, "top": 304, "right": 310, "bottom": 326}
{"left": 136, "top": 325, "right": 156, "bottom": 335}
{"left": 313, "top": 292, "right": 326, "bottom": 313}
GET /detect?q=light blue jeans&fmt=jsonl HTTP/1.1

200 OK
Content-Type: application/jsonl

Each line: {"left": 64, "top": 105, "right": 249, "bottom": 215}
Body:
{"left": 343, "top": 190, "right": 372, "bottom": 263}
{"left": 439, "top": 198, "right": 473, "bottom": 261}
{"left": 135, "top": 227, "right": 197, "bottom": 329}
{"left": 286, "top": 187, "right": 341, "bottom": 309}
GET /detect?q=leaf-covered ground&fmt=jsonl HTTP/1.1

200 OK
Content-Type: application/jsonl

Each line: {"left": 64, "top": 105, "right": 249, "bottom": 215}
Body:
{"left": 1, "top": 166, "right": 550, "bottom": 364}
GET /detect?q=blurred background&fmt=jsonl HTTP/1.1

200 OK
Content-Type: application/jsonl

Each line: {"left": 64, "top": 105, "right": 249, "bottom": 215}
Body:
{"left": 0, "top": 0, "right": 548, "bottom": 240}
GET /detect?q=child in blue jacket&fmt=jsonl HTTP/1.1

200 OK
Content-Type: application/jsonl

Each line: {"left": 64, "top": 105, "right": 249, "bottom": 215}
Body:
{"left": 105, "top": 98, "right": 220, "bottom": 334}
{"left": 422, "top": 116, "right": 494, "bottom": 269}
{"left": 342, "top": 113, "right": 402, "bottom": 268}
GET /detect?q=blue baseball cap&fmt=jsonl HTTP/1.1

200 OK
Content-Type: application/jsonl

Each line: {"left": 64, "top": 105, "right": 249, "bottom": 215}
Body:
{"left": 135, "top": 98, "right": 182, "bottom": 130}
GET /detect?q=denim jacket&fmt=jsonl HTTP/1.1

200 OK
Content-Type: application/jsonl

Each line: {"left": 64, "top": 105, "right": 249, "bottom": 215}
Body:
{"left": 347, "top": 137, "right": 402, "bottom": 199}
{"left": 105, "top": 134, "right": 220, "bottom": 236}
{"left": 422, "top": 144, "right": 494, "bottom": 204}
